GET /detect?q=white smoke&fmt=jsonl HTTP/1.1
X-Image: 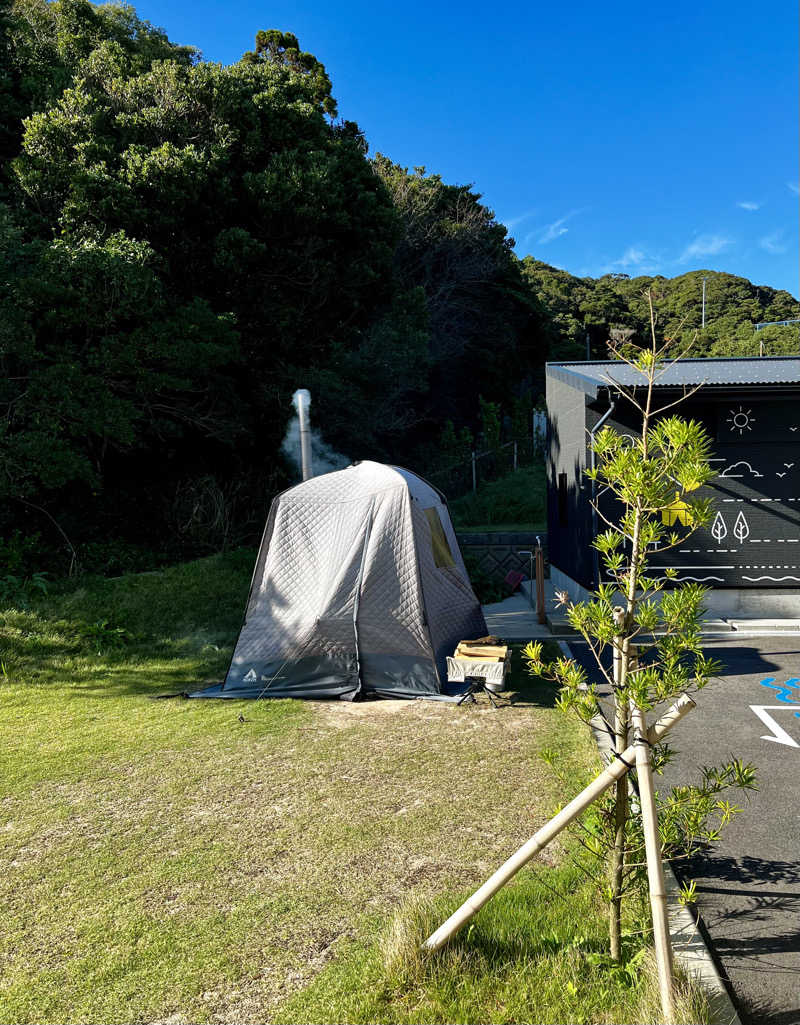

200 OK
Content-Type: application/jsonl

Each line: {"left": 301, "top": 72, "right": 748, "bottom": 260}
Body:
{"left": 281, "top": 404, "right": 350, "bottom": 479}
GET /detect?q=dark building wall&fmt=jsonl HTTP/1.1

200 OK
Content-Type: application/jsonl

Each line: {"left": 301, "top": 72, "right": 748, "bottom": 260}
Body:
{"left": 548, "top": 374, "right": 800, "bottom": 590}
{"left": 546, "top": 371, "right": 595, "bottom": 588}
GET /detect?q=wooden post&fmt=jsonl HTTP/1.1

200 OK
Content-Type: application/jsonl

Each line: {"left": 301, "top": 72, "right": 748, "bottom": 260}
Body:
{"left": 422, "top": 694, "right": 695, "bottom": 952}
{"left": 631, "top": 702, "right": 676, "bottom": 1022}
{"left": 612, "top": 606, "right": 624, "bottom": 690}
{"left": 535, "top": 540, "right": 545, "bottom": 624}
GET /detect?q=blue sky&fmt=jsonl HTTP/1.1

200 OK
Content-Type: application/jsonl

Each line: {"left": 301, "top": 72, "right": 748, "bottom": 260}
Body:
{"left": 135, "top": 0, "right": 798, "bottom": 297}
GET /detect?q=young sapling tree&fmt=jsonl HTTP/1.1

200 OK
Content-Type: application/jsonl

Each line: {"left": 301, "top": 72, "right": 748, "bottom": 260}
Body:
{"left": 524, "top": 292, "right": 757, "bottom": 964}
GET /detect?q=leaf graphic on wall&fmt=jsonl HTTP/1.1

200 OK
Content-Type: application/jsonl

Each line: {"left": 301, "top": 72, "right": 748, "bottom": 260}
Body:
{"left": 734, "top": 511, "right": 750, "bottom": 542}
{"left": 711, "top": 511, "right": 727, "bottom": 542}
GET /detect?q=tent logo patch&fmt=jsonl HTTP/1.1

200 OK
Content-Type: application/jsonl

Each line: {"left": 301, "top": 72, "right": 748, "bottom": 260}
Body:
{"left": 243, "top": 668, "right": 257, "bottom": 682}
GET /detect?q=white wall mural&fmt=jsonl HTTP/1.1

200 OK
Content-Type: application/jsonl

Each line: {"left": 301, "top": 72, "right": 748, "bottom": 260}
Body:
{"left": 711, "top": 511, "right": 727, "bottom": 541}
{"left": 726, "top": 406, "right": 757, "bottom": 434}
{"left": 742, "top": 575, "right": 800, "bottom": 582}
{"left": 600, "top": 399, "right": 800, "bottom": 589}
{"left": 718, "top": 460, "right": 763, "bottom": 479}
{"left": 733, "top": 510, "right": 750, "bottom": 542}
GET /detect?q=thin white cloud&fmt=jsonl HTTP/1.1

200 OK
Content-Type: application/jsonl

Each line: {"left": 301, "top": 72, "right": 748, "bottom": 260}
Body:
{"left": 538, "top": 216, "right": 570, "bottom": 244}
{"left": 598, "top": 245, "right": 661, "bottom": 276}
{"left": 737, "top": 200, "right": 761, "bottom": 211}
{"left": 788, "top": 182, "right": 799, "bottom": 196}
{"left": 617, "top": 246, "right": 646, "bottom": 267}
{"left": 760, "top": 230, "right": 787, "bottom": 255}
{"left": 678, "top": 234, "right": 733, "bottom": 263}
{"left": 536, "top": 209, "right": 584, "bottom": 245}
{"left": 504, "top": 209, "right": 538, "bottom": 230}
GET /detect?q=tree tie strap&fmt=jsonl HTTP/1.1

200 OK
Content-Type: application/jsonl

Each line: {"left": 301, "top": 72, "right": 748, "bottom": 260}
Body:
{"left": 609, "top": 748, "right": 636, "bottom": 770}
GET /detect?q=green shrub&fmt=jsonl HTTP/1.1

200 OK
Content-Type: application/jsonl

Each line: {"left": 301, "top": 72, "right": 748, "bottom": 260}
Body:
{"left": 450, "top": 465, "right": 546, "bottom": 530}
{"left": 0, "top": 530, "right": 44, "bottom": 576}
{"left": 0, "top": 571, "right": 48, "bottom": 608}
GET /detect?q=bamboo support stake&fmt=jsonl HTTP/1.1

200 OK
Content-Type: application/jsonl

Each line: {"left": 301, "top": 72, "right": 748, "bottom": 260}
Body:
{"left": 609, "top": 606, "right": 628, "bottom": 961}
{"left": 422, "top": 693, "right": 695, "bottom": 952}
{"left": 631, "top": 702, "right": 675, "bottom": 1023}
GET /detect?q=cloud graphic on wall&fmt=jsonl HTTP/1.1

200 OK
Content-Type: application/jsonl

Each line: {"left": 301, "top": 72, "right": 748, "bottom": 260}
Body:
{"left": 718, "top": 461, "right": 764, "bottom": 479}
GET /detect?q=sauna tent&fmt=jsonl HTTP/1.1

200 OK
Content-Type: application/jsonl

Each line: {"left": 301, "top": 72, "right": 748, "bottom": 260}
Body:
{"left": 191, "top": 462, "right": 487, "bottom": 700}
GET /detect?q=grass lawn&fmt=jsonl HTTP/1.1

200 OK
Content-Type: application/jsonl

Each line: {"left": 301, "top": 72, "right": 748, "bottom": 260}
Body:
{"left": 0, "top": 552, "right": 709, "bottom": 1024}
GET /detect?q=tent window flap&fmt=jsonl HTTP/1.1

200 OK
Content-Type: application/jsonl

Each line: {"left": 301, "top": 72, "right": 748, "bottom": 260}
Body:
{"left": 424, "top": 507, "right": 455, "bottom": 568}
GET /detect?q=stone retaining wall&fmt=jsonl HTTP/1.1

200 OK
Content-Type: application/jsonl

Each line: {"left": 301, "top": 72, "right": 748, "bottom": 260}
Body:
{"left": 456, "top": 531, "right": 548, "bottom": 581}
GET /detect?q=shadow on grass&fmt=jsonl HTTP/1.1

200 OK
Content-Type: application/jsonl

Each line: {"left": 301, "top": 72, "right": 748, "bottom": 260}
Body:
{"left": 1, "top": 610, "right": 232, "bottom": 699}
{"left": 506, "top": 675, "right": 560, "bottom": 708}
{"left": 61, "top": 662, "right": 224, "bottom": 698}
{"left": 274, "top": 856, "right": 706, "bottom": 1025}
{"left": 503, "top": 643, "right": 560, "bottom": 708}
{"left": 442, "top": 918, "right": 609, "bottom": 965}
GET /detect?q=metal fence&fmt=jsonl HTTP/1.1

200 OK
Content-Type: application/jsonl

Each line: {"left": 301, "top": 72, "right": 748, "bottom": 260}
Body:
{"left": 426, "top": 411, "right": 547, "bottom": 499}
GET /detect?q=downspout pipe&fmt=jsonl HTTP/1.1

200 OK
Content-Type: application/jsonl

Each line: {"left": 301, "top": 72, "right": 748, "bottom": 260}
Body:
{"left": 589, "top": 392, "right": 617, "bottom": 586}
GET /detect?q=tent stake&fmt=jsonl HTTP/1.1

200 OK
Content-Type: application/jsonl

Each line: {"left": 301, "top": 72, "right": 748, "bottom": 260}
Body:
{"left": 631, "top": 702, "right": 675, "bottom": 1022}
{"left": 422, "top": 693, "right": 695, "bottom": 952}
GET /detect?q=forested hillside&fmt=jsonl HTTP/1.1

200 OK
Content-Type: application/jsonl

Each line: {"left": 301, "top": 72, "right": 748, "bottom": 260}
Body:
{"left": 522, "top": 258, "right": 800, "bottom": 360}
{"left": 1, "top": 0, "right": 796, "bottom": 575}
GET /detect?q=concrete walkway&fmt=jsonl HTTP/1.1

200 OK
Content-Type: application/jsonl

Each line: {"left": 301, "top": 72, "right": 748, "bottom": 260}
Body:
{"left": 481, "top": 580, "right": 553, "bottom": 640}
{"left": 481, "top": 576, "right": 800, "bottom": 645}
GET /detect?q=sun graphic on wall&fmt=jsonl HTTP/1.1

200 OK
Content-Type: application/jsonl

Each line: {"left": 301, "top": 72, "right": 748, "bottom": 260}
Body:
{"left": 726, "top": 406, "right": 756, "bottom": 435}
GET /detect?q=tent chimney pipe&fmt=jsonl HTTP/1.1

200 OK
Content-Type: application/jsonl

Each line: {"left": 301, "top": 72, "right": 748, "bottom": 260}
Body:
{"left": 293, "top": 389, "right": 313, "bottom": 481}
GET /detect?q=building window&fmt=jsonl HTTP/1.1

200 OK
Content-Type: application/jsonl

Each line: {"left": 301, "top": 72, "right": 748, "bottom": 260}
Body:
{"left": 558, "top": 472, "right": 568, "bottom": 526}
{"left": 424, "top": 507, "right": 455, "bottom": 568}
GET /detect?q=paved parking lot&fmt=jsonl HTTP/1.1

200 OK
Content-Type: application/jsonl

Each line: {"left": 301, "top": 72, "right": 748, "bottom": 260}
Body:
{"left": 569, "top": 635, "right": 800, "bottom": 1025}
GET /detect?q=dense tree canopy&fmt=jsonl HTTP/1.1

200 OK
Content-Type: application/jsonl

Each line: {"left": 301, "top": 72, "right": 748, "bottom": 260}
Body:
{"left": 306, "top": 159, "right": 551, "bottom": 463}
{"left": 0, "top": 0, "right": 794, "bottom": 573}
{"left": 1, "top": 2, "right": 403, "bottom": 559}
{"left": 0, "top": 1, "right": 548, "bottom": 567}
{"left": 1, "top": 0, "right": 196, "bottom": 179}
{"left": 521, "top": 258, "right": 800, "bottom": 359}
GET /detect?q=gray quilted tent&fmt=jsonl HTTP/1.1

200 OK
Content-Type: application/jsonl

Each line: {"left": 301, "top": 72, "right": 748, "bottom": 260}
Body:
{"left": 192, "top": 462, "right": 487, "bottom": 701}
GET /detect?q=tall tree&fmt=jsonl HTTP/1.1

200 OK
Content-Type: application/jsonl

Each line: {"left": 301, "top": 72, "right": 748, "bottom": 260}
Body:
{"left": 374, "top": 157, "right": 548, "bottom": 437}
{"left": 1, "top": 0, "right": 196, "bottom": 182}
{"left": 2, "top": 19, "right": 400, "bottom": 561}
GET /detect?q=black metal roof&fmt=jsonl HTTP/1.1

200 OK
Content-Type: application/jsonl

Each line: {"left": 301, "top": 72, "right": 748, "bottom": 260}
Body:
{"left": 546, "top": 356, "right": 800, "bottom": 397}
